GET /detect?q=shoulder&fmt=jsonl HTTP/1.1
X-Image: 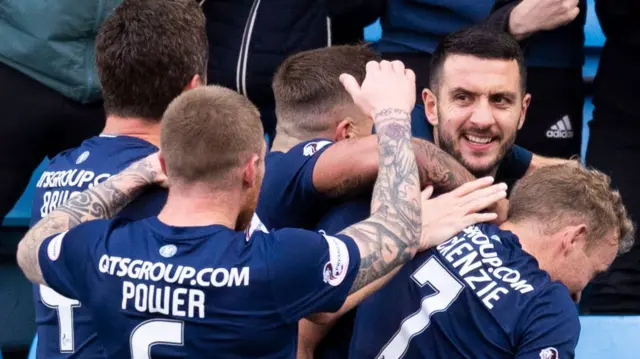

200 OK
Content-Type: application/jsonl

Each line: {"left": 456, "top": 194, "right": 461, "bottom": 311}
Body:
{"left": 524, "top": 281, "right": 580, "bottom": 331}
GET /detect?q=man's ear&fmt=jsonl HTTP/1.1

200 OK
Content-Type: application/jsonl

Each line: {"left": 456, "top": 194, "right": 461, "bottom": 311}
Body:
{"left": 158, "top": 151, "right": 168, "bottom": 176}
{"left": 183, "top": 74, "right": 203, "bottom": 92}
{"left": 334, "top": 118, "right": 354, "bottom": 141}
{"left": 423, "top": 88, "right": 439, "bottom": 126}
{"left": 242, "top": 154, "right": 260, "bottom": 188}
{"left": 518, "top": 93, "right": 532, "bottom": 130}
{"left": 560, "top": 224, "right": 588, "bottom": 257}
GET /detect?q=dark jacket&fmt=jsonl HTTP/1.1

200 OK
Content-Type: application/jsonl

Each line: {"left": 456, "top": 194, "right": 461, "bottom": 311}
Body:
{"left": 591, "top": 0, "right": 640, "bottom": 115}
{"left": 202, "top": 0, "right": 382, "bottom": 109}
{"left": 376, "top": 0, "right": 586, "bottom": 68}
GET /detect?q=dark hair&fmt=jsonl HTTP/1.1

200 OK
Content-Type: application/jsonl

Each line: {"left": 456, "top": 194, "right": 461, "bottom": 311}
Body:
{"left": 429, "top": 26, "right": 526, "bottom": 94}
{"left": 273, "top": 44, "right": 380, "bottom": 136}
{"left": 161, "top": 86, "right": 264, "bottom": 186}
{"left": 96, "top": 0, "right": 209, "bottom": 120}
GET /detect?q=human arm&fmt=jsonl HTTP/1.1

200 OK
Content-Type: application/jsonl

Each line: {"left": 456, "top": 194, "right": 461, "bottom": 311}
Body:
{"left": 313, "top": 135, "right": 476, "bottom": 198}
{"left": 486, "top": 0, "right": 580, "bottom": 41}
{"left": 17, "top": 154, "right": 165, "bottom": 285}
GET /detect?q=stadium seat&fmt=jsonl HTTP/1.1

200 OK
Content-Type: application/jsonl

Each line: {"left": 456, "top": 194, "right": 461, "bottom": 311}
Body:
{"left": 576, "top": 316, "right": 640, "bottom": 358}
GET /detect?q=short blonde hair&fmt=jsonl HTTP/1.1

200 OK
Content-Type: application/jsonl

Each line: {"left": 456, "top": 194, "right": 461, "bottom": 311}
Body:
{"left": 161, "top": 85, "right": 263, "bottom": 186}
{"left": 508, "top": 162, "right": 635, "bottom": 254}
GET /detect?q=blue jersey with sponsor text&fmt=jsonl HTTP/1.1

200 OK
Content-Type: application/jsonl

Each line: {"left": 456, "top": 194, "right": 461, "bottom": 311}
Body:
{"left": 37, "top": 217, "right": 360, "bottom": 358}
{"left": 350, "top": 223, "right": 580, "bottom": 359}
{"left": 256, "top": 139, "right": 338, "bottom": 230}
{"left": 30, "top": 135, "right": 166, "bottom": 358}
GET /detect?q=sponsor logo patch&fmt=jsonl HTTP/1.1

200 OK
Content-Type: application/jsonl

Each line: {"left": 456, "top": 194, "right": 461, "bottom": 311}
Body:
{"left": 322, "top": 235, "right": 350, "bottom": 286}
{"left": 303, "top": 141, "right": 331, "bottom": 156}
{"left": 47, "top": 232, "right": 68, "bottom": 261}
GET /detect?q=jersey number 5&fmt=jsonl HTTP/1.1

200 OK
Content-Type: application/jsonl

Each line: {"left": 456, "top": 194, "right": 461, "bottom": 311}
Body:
{"left": 40, "top": 285, "right": 81, "bottom": 353}
{"left": 377, "top": 256, "right": 464, "bottom": 359}
{"left": 130, "top": 319, "right": 184, "bottom": 358}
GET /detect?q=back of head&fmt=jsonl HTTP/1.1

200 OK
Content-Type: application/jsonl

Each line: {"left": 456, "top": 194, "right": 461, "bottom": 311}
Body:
{"left": 508, "top": 163, "right": 635, "bottom": 254}
{"left": 161, "top": 86, "right": 264, "bottom": 187}
{"left": 429, "top": 25, "right": 526, "bottom": 95}
{"left": 273, "top": 44, "right": 380, "bottom": 138}
{"left": 96, "top": 0, "right": 208, "bottom": 120}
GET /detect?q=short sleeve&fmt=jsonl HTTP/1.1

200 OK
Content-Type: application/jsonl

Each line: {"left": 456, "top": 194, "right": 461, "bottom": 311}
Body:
{"left": 38, "top": 219, "right": 110, "bottom": 302}
{"left": 263, "top": 228, "right": 361, "bottom": 322}
{"left": 515, "top": 284, "right": 581, "bottom": 359}
{"left": 496, "top": 145, "right": 533, "bottom": 187}
{"left": 257, "top": 139, "right": 335, "bottom": 230}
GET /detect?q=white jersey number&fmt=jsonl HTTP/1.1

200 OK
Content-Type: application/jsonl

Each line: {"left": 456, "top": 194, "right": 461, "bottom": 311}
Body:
{"left": 39, "top": 285, "right": 81, "bottom": 353}
{"left": 377, "top": 256, "right": 464, "bottom": 359}
{"left": 130, "top": 319, "right": 184, "bottom": 358}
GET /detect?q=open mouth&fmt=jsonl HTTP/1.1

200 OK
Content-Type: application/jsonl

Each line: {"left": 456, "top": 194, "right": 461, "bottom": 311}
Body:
{"left": 464, "top": 134, "right": 494, "bottom": 145}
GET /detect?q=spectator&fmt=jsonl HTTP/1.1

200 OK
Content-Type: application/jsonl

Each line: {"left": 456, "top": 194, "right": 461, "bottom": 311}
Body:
{"left": 0, "top": 1, "right": 115, "bottom": 222}
{"left": 376, "top": 0, "right": 585, "bottom": 161}
{"left": 580, "top": 0, "right": 640, "bottom": 314}
{"left": 201, "top": 0, "right": 384, "bottom": 143}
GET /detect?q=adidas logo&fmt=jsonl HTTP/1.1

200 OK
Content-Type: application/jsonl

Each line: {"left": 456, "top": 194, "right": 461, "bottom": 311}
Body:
{"left": 546, "top": 115, "right": 574, "bottom": 139}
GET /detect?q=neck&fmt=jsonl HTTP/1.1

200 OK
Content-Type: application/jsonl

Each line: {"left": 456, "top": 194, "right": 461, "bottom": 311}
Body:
{"left": 500, "top": 220, "right": 548, "bottom": 267}
{"left": 102, "top": 115, "right": 162, "bottom": 147}
{"left": 271, "top": 129, "right": 334, "bottom": 153}
{"left": 157, "top": 184, "right": 241, "bottom": 229}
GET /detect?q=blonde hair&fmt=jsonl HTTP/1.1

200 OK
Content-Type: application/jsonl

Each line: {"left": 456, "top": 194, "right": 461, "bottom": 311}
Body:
{"left": 508, "top": 161, "right": 635, "bottom": 254}
{"left": 161, "top": 85, "right": 263, "bottom": 186}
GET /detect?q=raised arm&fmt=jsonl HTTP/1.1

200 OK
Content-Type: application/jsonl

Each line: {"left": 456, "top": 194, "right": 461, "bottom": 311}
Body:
{"left": 486, "top": 0, "right": 580, "bottom": 41}
{"left": 337, "top": 60, "right": 422, "bottom": 295}
{"left": 313, "top": 135, "right": 476, "bottom": 198}
{"left": 17, "top": 154, "right": 165, "bottom": 285}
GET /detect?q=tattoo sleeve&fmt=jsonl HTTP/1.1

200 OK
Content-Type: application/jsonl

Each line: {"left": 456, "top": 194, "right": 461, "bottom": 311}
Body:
{"left": 17, "top": 159, "right": 159, "bottom": 285}
{"left": 340, "top": 108, "right": 422, "bottom": 294}
{"left": 412, "top": 139, "right": 476, "bottom": 192}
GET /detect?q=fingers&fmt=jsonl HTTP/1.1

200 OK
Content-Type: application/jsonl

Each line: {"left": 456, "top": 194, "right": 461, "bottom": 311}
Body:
{"left": 460, "top": 212, "right": 499, "bottom": 229}
{"left": 339, "top": 74, "right": 361, "bottom": 99}
{"left": 379, "top": 60, "right": 393, "bottom": 72}
{"left": 460, "top": 185, "right": 508, "bottom": 213}
{"left": 421, "top": 186, "right": 434, "bottom": 202}
{"left": 404, "top": 68, "right": 416, "bottom": 84}
{"left": 566, "top": 7, "right": 580, "bottom": 22}
{"left": 390, "top": 60, "right": 405, "bottom": 74}
{"left": 366, "top": 60, "right": 381, "bottom": 73}
{"left": 450, "top": 177, "right": 495, "bottom": 197}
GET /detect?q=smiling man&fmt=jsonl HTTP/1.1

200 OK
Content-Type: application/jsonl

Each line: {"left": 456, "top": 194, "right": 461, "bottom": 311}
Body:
{"left": 423, "top": 26, "right": 530, "bottom": 178}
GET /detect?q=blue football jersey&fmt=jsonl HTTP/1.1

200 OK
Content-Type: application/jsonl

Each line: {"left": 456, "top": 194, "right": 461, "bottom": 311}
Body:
{"left": 350, "top": 223, "right": 580, "bottom": 359}
{"left": 37, "top": 217, "right": 361, "bottom": 358}
{"left": 314, "top": 197, "right": 371, "bottom": 359}
{"left": 256, "top": 139, "right": 338, "bottom": 230}
{"left": 30, "top": 135, "right": 166, "bottom": 359}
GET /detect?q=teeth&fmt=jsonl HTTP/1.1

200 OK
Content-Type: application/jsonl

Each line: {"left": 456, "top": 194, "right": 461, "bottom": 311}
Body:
{"left": 466, "top": 135, "right": 492, "bottom": 144}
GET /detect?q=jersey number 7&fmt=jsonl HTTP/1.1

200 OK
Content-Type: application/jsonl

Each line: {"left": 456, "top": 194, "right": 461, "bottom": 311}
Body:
{"left": 376, "top": 256, "right": 464, "bottom": 359}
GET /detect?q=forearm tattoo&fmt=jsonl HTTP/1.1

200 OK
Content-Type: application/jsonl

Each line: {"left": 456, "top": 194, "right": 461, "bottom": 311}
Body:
{"left": 19, "top": 159, "right": 158, "bottom": 283}
{"left": 413, "top": 139, "right": 476, "bottom": 192}
{"left": 341, "top": 108, "right": 421, "bottom": 294}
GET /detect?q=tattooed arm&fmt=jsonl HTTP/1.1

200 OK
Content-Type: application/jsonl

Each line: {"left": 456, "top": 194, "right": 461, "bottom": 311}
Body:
{"left": 339, "top": 109, "right": 422, "bottom": 294}
{"left": 17, "top": 155, "right": 163, "bottom": 285}
{"left": 313, "top": 134, "right": 475, "bottom": 199}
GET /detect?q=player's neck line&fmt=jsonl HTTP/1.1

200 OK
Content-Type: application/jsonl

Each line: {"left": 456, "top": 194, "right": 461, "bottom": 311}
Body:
{"left": 271, "top": 133, "right": 332, "bottom": 152}
{"left": 102, "top": 115, "right": 161, "bottom": 147}
{"left": 157, "top": 186, "right": 240, "bottom": 229}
